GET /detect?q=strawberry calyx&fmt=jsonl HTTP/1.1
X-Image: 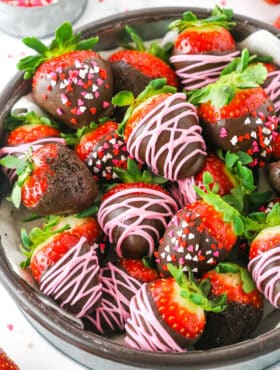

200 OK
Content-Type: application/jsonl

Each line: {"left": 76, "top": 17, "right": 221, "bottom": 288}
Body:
{"left": 113, "top": 78, "right": 176, "bottom": 136}
{"left": 4, "top": 110, "right": 60, "bottom": 131}
{"left": 169, "top": 5, "right": 235, "bottom": 33}
{"left": 17, "top": 22, "right": 99, "bottom": 79}
{"left": 113, "top": 157, "right": 167, "bottom": 185}
{"left": 214, "top": 262, "right": 256, "bottom": 294}
{"left": 62, "top": 121, "right": 99, "bottom": 147}
{"left": 121, "top": 25, "right": 173, "bottom": 64}
{"left": 168, "top": 264, "right": 227, "bottom": 313}
{"left": 0, "top": 150, "right": 33, "bottom": 208}
{"left": 188, "top": 49, "right": 267, "bottom": 108}
{"left": 20, "top": 215, "right": 70, "bottom": 268}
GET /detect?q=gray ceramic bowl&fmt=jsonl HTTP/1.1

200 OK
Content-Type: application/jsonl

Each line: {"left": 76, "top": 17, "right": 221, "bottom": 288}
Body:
{"left": 0, "top": 0, "right": 88, "bottom": 38}
{"left": 0, "top": 7, "right": 280, "bottom": 370}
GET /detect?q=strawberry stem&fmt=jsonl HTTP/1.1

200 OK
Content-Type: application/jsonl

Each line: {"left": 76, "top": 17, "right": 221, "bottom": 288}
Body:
{"left": 169, "top": 5, "right": 235, "bottom": 33}
{"left": 17, "top": 22, "right": 99, "bottom": 79}
{"left": 4, "top": 110, "right": 60, "bottom": 131}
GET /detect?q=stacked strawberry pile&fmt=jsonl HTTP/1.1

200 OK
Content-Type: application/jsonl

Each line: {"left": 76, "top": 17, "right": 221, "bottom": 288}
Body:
{"left": 1, "top": 6, "right": 280, "bottom": 352}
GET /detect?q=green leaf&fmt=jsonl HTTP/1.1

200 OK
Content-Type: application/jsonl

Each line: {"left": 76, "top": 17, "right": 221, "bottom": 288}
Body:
{"left": 127, "top": 158, "right": 142, "bottom": 182}
{"left": 240, "top": 267, "right": 256, "bottom": 293}
{"left": 10, "top": 183, "right": 22, "bottom": 209}
{"left": 76, "top": 204, "right": 99, "bottom": 218}
{"left": 0, "top": 155, "right": 22, "bottom": 169}
{"left": 22, "top": 37, "right": 48, "bottom": 54}
{"left": 125, "top": 25, "right": 146, "bottom": 52}
{"left": 211, "top": 5, "right": 234, "bottom": 21}
{"left": 233, "top": 215, "right": 244, "bottom": 235}
{"left": 202, "top": 171, "right": 214, "bottom": 186}
{"left": 189, "top": 293, "right": 203, "bottom": 306}
{"left": 236, "top": 151, "right": 253, "bottom": 165}
{"left": 182, "top": 11, "right": 197, "bottom": 22}
{"left": 55, "top": 22, "right": 74, "bottom": 48}
{"left": 266, "top": 203, "right": 280, "bottom": 226}
{"left": 76, "top": 37, "right": 99, "bottom": 50}
{"left": 112, "top": 91, "right": 135, "bottom": 107}
{"left": 199, "top": 278, "right": 211, "bottom": 297}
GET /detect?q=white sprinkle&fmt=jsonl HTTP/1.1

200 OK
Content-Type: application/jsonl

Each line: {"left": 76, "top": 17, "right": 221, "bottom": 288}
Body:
{"left": 188, "top": 233, "right": 195, "bottom": 240}
{"left": 165, "top": 245, "right": 170, "bottom": 253}
{"left": 245, "top": 117, "right": 251, "bottom": 125}
{"left": 230, "top": 135, "right": 238, "bottom": 146}
{"left": 160, "top": 252, "right": 166, "bottom": 259}
{"left": 256, "top": 118, "right": 263, "bottom": 125}
{"left": 250, "top": 131, "right": 257, "bottom": 139}
{"left": 185, "top": 253, "right": 192, "bottom": 260}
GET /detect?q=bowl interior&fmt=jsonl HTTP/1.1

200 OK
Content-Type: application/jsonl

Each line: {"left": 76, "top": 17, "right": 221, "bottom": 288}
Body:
{"left": 0, "top": 7, "right": 280, "bottom": 370}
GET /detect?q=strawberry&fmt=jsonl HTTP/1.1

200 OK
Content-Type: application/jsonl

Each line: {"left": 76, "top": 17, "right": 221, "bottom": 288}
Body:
{"left": 0, "top": 349, "right": 19, "bottom": 370}
{"left": 67, "top": 120, "right": 130, "bottom": 182}
{"left": 169, "top": 6, "right": 239, "bottom": 91}
{"left": 83, "top": 257, "right": 159, "bottom": 334}
{"left": 17, "top": 22, "right": 113, "bottom": 128}
{"left": 113, "top": 78, "right": 206, "bottom": 180}
{"left": 4, "top": 110, "right": 61, "bottom": 146}
{"left": 155, "top": 172, "right": 249, "bottom": 277}
{"left": 0, "top": 143, "right": 97, "bottom": 215}
{"left": 108, "top": 25, "right": 178, "bottom": 97}
{"left": 188, "top": 49, "right": 278, "bottom": 168}
{"left": 271, "top": 132, "right": 280, "bottom": 159}
{"left": 264, "top": 0, "right": 280, "bottom": 4}
{"left": 97, "top": 158, "right": 178, "bottom": 258}
{"left": 195, "top": 262, "right": 263, "bottom": 349}
{"left": 125, "top": 265, "right": 226, "bottom": 351}
{"left": 20, "top": 214, "right": 101, "bottom": 282}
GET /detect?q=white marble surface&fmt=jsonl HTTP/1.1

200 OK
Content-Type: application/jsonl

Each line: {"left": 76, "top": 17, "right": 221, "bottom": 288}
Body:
{"left": 1, "top": 0, "right": 280, "bottom": 369}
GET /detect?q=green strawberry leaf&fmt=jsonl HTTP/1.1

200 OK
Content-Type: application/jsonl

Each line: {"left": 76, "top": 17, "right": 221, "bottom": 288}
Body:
{"left": 76, "top": 37, "right": 99, "bottom": 50}
{"left": 0, "top": 155, "right": 23, "bottom": 169}
{"left": 266, "top": 203, "right": 280, "bottom": 226}
{"left": 76, "top": 203, "right": 99, "bottom": 218}
{"left": 112, "top": 91, "right": 135, "bottom": 107}
{"left": 22, "top": 37, "right": 48, "bottom": 54}
{"left": 124, "top": 25, "right": 146, "bottom": 52}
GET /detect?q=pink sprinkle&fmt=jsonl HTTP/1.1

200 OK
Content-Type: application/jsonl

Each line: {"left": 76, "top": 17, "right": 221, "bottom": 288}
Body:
{"left": 78, "top": 99, "right": 84, "bottom": 106}
{"left": 112, "top": 159, "right": 119, "bottom": 165}
{"left": 77, "top": 79, "right": 84, "bottom": 87}
{"left": 103, "top": 142, "right": 110, "bottom": 149}
{"left": 56, "top": 108, "right": 63, "bottom": 116}
{"left": 168, "top": 230, "right": 174, "bottom": 238}
{"left": 103, "top": 101, "right": 110, "bottom": 109}
{"left": 6, "top": 324, "right": 14, "bottom": 331}
{"left": 179, "top": 258, "right": 184, "bottom": 265}
{"left": 97, "top": 78, "right": 104, "bottom": 86}
{"left": 220, "top": 127, "right": 228, "bottom": 138}
{"left": 113, "top": 143, "right": 120, "bottom": 149}
{"left": 81, "top": 91, "right": 87, "bottom": 97}
{"left": 95, "top": 91, "right": 100, "bottom": 99}
{"left": 213, "top": 250, "right": 220, "bottom": 257}
{"left": 187, "top": 245, "right": 194, "bottom": 252}
{"left": 88, "top": 73, "right": 93, "bottom": 80}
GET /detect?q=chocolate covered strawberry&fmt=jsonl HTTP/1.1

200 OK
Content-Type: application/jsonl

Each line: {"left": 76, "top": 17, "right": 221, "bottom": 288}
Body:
{"left": 17, "top": 22, "right": 113, "bottom": 128}
{"left": 155, "top": 178, "right": 245, "bottom": 277}
{"left": 83, "top": 257, "right": 159, "bottom": 334}
{"left": 248, "top": 204, "right": 280, "bottom": 308}
{"left": 195, "top": 262, "right": 263, "bottom": 349}
{"left": 169, "top": 6, "right": 239, "bottom": 91}
{"left": 66, "top": 120, "right": 130, "bottom": 183}
{"left": 20, "top": 214, "right": 101, "bottom": 281}
{"left": 188, "top": 49, "right": 278, "bottom": 168}
{"left": 108, "top": 25, "right": 178, "bottom": 97}
{"left": 0, "top": 348, "right": 19, "bottom": 370}
{"left": 97, "top": 158, "right": 178, "bottom": 258}
{"left": 113, "top": 78, "right": 206, "bottom": 180}
{"left": 4, "top": 110, "right": 61, "bottom": 146}
{"left": 0, "top": 143, "right": 97, "bottom": 215}
{"left": 125, "top": 265, "right": 226, "bottom": 351}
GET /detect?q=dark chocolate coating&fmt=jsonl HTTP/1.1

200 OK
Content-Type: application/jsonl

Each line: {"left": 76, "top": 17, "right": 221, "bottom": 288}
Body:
{"left": 40, "top": 242, "right": 101, "bottom": 317}
{"left": 33, "top": 56, "right": 113, "bottom": 129}
{"left": 200, "top": 99, "right": 275, "bottom": 162}
{"left": 110, "top": 60, "right": 152, "bottom": 96}
{"left": 156, "top": 207, "right": 231, "bottom": 277}
{"left": 195, "top": 300, "right": 263, "bottom": 349}
{"left": 268, "top": 161, "right": 280, "bottom": 193}
{"left": 129, "top": 96, "right": 206, "bottom": 179}
{"left": 104, "top": 196, "right": 171, "bottom": 259}
{"left": 28, "top": 144, "right": 97, "bottom": 215}
{"left": 86, "top": 128, "right": 129, "bottom": 183}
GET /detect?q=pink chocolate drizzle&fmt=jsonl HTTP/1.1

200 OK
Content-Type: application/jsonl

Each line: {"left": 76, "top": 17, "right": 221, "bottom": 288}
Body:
{"left": 125, "top": 283, "right": 186, "bottom": 352}
{"left": 127, "top": 93, "right": 206, "bottom": 181}
{"left": 170, "top": 50, "right": 240, "bottom": 91}
{"left": 265, "top": 70, "right": 280, "bottom": 116}
{"left": 98, "top": 187, "right": 178, "bottom": 258}
{"left": 84, "top": 261, "right": 142, "bottom": 333}
{"left": 40, "top": 237, "right": 102, "bottom": 318}
{"left": 248, "top": 245, "right": 280, "bottom": 309}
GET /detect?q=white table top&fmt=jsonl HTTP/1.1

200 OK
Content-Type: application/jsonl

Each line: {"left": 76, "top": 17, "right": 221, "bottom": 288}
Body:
{"left": 1, "top": 1, "right": 280, "bottom": 369}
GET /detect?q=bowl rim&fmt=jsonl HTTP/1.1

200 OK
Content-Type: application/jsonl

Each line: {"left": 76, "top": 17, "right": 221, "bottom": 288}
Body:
{"left": 1, "top": 6, "right": 280, "bottom": 369}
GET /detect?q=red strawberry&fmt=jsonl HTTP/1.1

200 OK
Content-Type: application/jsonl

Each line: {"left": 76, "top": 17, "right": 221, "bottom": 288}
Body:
{"left": 83, "top": 257, "right": 159, "bottom": 334}
{"left": 108, "top": 25, "right": 178, "bottom": 97}
{"left": 0, "top": 349, "right": 19, "bottom": 370}
{"left": 72, "top": 120, "right": 130, "bottom": 182}
{"left": 155, "top": 197, "right": 241, "bottom": 277}
{"left": 97, "top": 158, "right": 178, "bottom": 258}
{"left": 188, "top": 49, "right": 278, "bottom": 168}
{"left": 169, "top": 6, "right": 238, "bottom": 91}
{"left": 271, "top": 132, "right": 280, "bottom": 159}
{"left": 247, "top": 203, "right": 280, "bottom": 309}
{"left": 125, "top": 265, "right": 226, "bottom": 351}
{"left": 17, "top": 22, "right": 113, "bottom": 128}
{"left": 264, "top": 0, "right": 280, "bottom": 4}
{"left": 113, "top": 78, "right": 206, "bottom": 180}
{"left": 20, "top": 214, "right": 101, "bottom": 282}
{"left": 196, "top": 262, "right": 263, "bottom": 349}
{"left": 4, "top": 110, "right": 61, "bottom": 146}
{"left": 0, "top": 143, "right": 97, "bottom": 215}
{"left": 195, "top": 152, "right": 237, "bottom": 196}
